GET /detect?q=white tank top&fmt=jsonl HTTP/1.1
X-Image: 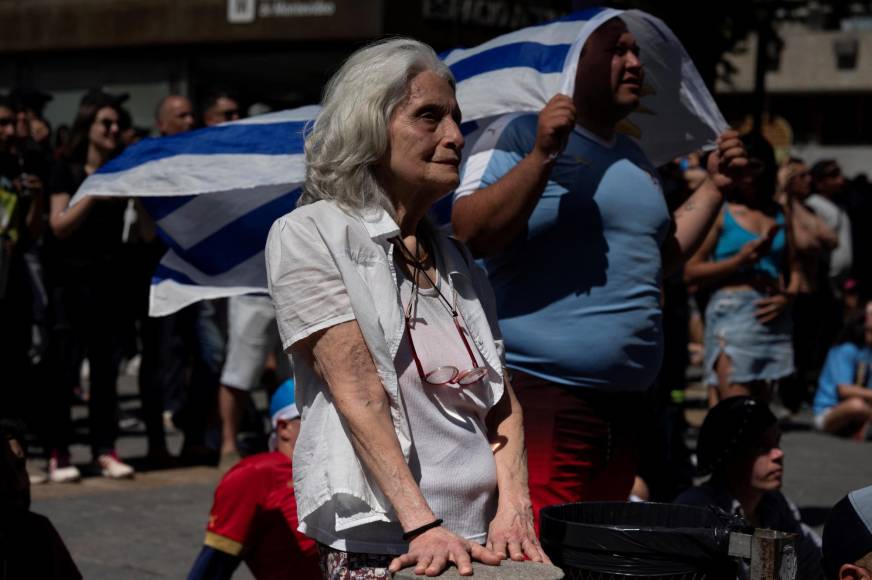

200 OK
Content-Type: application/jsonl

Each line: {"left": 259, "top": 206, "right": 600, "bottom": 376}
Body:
{"left": 394, "top": 267, "right": 498, "bottom": 545}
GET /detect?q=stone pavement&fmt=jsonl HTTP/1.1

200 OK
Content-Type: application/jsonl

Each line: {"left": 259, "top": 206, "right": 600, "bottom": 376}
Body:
{"left": 26, "top": 373, "right": 872, "bottom": 579}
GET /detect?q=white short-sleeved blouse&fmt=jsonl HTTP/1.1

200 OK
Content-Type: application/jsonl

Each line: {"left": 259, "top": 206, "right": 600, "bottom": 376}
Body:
{"left": 264, "top": 200, "right": 505, "bottom": 538}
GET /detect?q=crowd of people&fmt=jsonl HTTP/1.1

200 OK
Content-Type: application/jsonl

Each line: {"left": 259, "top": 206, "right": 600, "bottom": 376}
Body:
{"left": 0, "top": 86, "right": 282, "bottom": 484}
{"left": 1, "top": 11, "right": 872, "bottom": 580}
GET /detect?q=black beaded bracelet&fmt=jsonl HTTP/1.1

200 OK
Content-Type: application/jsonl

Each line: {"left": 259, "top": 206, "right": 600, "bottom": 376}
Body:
{"left": 402, "top": 518, "right": 443, "bottom": 541}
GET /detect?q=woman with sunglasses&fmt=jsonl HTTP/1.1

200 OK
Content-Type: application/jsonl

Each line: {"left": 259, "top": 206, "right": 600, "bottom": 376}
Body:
{"left": 685, "top": 133, "right": 802, "bottom": 405}
{"left": 265, "top": 39, "right": 545, "bottom": 578}
{"left": 44, "top": 92, "right": 134, "bottom": 480}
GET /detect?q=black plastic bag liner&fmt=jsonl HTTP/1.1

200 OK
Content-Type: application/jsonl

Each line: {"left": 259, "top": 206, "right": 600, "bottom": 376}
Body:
{"left": 540, "top": 502, "right": 745, "bottom": 578}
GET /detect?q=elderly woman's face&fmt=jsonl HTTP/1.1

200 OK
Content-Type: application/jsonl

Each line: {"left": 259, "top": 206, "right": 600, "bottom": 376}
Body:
{"left": 380, "top": 70, "right": 464, "bottom": 202}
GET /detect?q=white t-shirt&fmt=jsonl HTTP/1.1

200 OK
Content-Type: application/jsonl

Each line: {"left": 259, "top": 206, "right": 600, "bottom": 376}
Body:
{"left": 806, "top": 194, "right": 852, "bottom": 285}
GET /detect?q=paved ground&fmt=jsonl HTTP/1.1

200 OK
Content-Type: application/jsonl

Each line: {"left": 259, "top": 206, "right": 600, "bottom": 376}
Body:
{"left": 28, "top": 370, "right": 256, "bottom": 580}
{"left": 25, "top": 371, "right": 872, "bottom": 579}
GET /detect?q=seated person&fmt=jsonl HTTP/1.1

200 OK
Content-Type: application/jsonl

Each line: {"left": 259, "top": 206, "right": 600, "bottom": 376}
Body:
{"left": 674, "top": 397, "right": 822, "bottom": 579}
{"left": 188, "top": 381, "right": 319, "bottom": 580}
{"left": 813, "top": 305, "right": 872, "bottom": 439}
{"left": 822, "top": 485, "right": 872, "bottom": 580}
{"left": 0, "top": 418, "right": 82, "bottom": 580}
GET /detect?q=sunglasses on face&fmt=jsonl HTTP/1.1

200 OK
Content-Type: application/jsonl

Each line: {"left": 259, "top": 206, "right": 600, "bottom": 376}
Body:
{"left": 0, "top": 117, "right": 14, "bottom": 127}
{"left": 221, "top": 109, "right": 240, "bottom": 121}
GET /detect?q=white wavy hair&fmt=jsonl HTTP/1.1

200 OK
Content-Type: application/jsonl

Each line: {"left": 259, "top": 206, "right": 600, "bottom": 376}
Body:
{"left": 299, "top": 38, "right": 455, "bottom": 217}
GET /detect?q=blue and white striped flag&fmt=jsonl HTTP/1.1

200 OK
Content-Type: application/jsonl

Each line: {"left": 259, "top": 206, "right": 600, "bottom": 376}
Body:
{"left": 72, "top": 107, "right": 317, "bottom": 315}
{"left": 73, "top": 7, "right": 725, "bottom": 316}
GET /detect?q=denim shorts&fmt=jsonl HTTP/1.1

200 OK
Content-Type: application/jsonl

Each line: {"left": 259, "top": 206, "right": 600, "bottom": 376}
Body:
{"left": 704, "top": 289, "right": 794, "bottom": 385}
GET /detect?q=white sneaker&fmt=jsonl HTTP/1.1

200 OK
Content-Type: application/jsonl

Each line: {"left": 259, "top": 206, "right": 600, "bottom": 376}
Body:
{"left": 49, "top": 458, "right": 82, "bottom": 483}
{"left": 97, "top": 454, "right": 135, "bottom": 479}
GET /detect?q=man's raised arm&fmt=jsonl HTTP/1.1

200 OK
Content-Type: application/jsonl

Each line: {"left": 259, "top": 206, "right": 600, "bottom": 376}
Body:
{"left": 662, "top": 130, "right": 747, "bottom": 277}
{"left": 452, "top": 95, "right": 575, "bottom": 257}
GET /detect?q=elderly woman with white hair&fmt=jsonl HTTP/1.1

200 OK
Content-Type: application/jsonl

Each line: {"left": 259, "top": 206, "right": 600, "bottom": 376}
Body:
{"left": 265, "top": 39, "right": 544, "bottom": 577}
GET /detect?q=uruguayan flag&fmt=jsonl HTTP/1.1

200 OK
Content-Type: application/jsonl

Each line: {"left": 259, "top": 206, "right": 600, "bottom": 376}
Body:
{"left": 444, "top": 7, "right": 726, "bottom": 217}
{"left": 73, "top": 7, "right": 725, "bottom": 316}
{"left": 72, "top": 107, "right": 317, "bottom": 315}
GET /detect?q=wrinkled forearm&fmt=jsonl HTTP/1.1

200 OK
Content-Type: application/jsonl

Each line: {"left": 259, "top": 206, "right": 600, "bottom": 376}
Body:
{"left": 487, "top": 378, "right": 531, "bottom": 508}
{"left": 311, "top": 321, "right": 436, "bottom": 531}
{"left": 335, "top": 387, "right": 436, "bottom": 527}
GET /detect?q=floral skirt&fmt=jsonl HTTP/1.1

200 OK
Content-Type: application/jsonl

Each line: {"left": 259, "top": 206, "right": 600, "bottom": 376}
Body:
{"left": 318, "top": 544, "right": 394, "bottom": 580}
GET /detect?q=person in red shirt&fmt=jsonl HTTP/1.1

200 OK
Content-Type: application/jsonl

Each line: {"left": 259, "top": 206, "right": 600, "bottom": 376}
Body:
{"left": 188, "top": 380, "right": 319, "bottom": 580}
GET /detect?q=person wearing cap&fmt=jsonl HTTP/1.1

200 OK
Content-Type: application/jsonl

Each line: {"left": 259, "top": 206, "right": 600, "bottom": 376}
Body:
{"left": 812, "top": 304, "right": 872, "bottom": 440}
{"left": 188, "top": 380, "right": 319, "bottom": 580}
{"left": 822, "top": 485, "right": 872, "bottom": 580}
{"left": 675, "top": 396, "right": 822, "bottom": 579}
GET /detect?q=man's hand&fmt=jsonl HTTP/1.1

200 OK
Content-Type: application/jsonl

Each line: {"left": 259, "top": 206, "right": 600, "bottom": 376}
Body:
{"left": 486, "top": 502, "right": 549, "bottom": 564}
{"left": 389, "top": 526, "right": 502, "bottom": 577}
{"left": 707, "top": 129, "right": 747, "bottom": 189}
{"left": 533, "top": 94, "right": 576, "bottom": 162}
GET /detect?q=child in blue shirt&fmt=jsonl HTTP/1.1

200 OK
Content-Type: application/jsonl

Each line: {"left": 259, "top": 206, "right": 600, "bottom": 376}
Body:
{"left": 813, "top": 304, "right": 872, "bottom": 439}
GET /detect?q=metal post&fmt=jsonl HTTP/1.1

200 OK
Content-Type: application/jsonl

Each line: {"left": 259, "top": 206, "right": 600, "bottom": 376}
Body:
{"left": 729, "top": 528, "right": 798, "bottom": 580}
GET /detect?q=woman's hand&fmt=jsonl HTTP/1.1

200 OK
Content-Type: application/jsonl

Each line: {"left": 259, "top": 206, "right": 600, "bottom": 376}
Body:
{"left": 486, "top": 502, "right": 549, "bottom": 563}
{"left": 389, "top": 526, "right": 502, "bottom": 577}
{"left": 755, "top": 293, "right": 792, "bottom": 324}
{"left": 734, "top": 237, "right": 769, "bottom": 267}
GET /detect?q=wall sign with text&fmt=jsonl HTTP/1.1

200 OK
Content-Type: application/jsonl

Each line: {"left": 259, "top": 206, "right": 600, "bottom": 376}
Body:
{"left": 227, "top": 0, "right": 337, "bottom": 23}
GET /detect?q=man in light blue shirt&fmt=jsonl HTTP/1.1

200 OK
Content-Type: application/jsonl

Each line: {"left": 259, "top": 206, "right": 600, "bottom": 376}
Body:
{"left": 813, "top": 304, "right": 872, "bottom": 438}
{"left": 452, "top": 16, "right": 747, "bottom": 519}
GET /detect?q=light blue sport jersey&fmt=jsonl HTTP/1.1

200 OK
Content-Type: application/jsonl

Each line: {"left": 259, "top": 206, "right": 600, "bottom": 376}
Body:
{"left": 813, "top": 342, "right": 872, "bottom": 415}
{"left": 455, "top": 113, "right": 671, "bottom": 390}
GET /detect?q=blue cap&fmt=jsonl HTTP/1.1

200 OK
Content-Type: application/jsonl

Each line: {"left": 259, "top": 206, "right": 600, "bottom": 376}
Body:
{"left": 269, "top": 378, "right": 299, "bottom": 428}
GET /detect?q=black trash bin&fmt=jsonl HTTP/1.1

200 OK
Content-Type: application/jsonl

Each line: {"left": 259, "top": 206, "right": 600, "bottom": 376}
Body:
{"left": 540, "top": 502, "right": 742, "bottom": 580}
